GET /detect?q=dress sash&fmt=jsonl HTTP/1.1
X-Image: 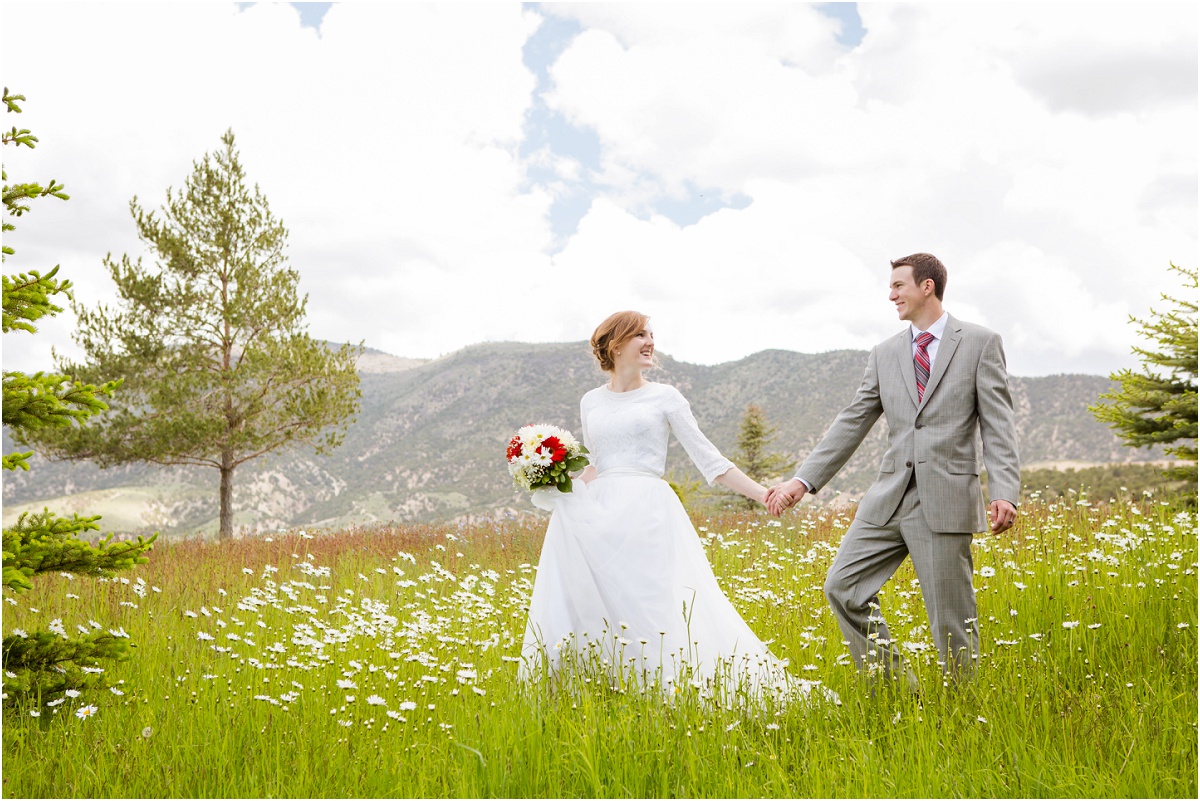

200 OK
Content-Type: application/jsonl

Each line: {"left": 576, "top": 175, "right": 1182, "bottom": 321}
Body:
{"left": 595, "top": 467, "right": 662, "bottom": 480}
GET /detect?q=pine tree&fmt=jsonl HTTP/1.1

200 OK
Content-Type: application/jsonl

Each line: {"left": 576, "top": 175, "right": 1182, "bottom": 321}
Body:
{"left": 1090, "top": 263, "right": 1197, "bottom": 489}
{"left": 16, "top": 130, "right": 363, "bottom": 540}
{"left": 733, "top": 403, "right": 795, "bottom": 509}
{"left": 2, "top": 88, "right": 155, "bottom": 714}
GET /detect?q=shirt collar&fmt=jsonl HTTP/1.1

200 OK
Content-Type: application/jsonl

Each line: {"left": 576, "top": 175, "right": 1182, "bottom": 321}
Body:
{"left": 911, "top": 311, "right": 949, "bottom": 342}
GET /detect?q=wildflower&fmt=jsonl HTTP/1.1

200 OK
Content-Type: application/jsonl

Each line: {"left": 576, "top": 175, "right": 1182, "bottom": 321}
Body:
{"left": 336, "top": 679, "right": 357, "bottom": 690}
{"left": 29, "top": 708, "right": 41, "bottom": 718}
{"left": 979, "top": 567, "right": 996, "bottom": 578}
{"left": 110, "top": 688, "right": 125, "bottom": 696}
{"left": 11, "top": 629, "right": 26, "bottom": 638}
{"left": 399, "top": 701, "right": 417, "bottom": 711}
{"left": 65, "top": 689, "right": 81, "bottom": 698}
{"left": 75, "top": 705, "right": 99, "bottom": 720}
{"left": 977, "top": 716, "right": 988, "bottom": 724}
{"left": 1062, "top": 621, "right": 1080, "bottom": 630}
{"left": 367, "top": 695, "right": 386, "bottom": 706}
{"left": 197, "top": 632, "right": 216, "bottom": 642}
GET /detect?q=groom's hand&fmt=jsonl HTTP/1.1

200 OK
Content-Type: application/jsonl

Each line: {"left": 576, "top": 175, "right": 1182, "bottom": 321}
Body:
{"left": 989, "top": 499, "right": 1017, "bottom": 533}
{"left": 766, "top": 478, "right": 807, "bottom": 516}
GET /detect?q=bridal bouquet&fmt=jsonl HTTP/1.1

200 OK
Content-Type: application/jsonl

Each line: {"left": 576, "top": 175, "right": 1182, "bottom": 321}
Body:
{"left": 506, "top": 424, "right": 589, "bottom": 493}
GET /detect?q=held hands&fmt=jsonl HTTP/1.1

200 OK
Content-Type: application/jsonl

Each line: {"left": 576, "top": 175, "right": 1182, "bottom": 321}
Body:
{"left": 764, "top": 478, "right": 807, "bottom": 516}
{"left": 989, "top": 499, "right": 1018, "bottom": 533}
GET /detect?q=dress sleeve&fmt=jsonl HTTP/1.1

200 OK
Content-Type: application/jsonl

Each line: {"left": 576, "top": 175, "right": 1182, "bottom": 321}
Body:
{"left": 579, "top": 394, "right": 592, "bottom": 452}
{"left": 663, "top": 387, "right": 735, "bottom": 485}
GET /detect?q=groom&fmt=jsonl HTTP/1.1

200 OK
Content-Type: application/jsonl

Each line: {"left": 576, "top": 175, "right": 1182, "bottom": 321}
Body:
{"left": 766, "top": 253, "right": 1020, "bottom": 680}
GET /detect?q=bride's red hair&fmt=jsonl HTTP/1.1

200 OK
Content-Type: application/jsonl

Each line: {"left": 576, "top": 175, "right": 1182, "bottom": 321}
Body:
{"left": 590, "top": 310, "right": 650, "bottom": 372}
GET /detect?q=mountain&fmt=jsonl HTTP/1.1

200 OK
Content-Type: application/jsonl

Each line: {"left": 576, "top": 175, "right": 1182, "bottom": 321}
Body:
{"left": 2, "top": 342, "right": 1153, "bottom": 537}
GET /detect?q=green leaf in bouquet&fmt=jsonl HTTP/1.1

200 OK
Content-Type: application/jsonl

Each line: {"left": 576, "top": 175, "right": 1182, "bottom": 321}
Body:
{"left": 560, "top": 475, "right": 574, "bottom": 493}
{"left": 565, "top": 457, "right": 589, "bottom": 471}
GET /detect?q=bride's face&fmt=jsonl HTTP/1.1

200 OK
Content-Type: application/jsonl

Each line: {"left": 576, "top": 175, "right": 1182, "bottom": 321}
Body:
{"left": 614, "top": 325, "right": 655, "bottom": 371}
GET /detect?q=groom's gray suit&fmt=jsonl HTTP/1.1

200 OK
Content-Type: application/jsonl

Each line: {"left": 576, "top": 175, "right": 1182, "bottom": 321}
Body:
{"left": 796, "top": 313, "right": 1020, "bottom": 675}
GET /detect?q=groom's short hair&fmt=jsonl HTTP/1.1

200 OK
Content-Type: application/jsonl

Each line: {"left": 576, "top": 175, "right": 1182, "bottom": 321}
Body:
{"left": 891, "top": 253, "right": 947, "bottom": 300}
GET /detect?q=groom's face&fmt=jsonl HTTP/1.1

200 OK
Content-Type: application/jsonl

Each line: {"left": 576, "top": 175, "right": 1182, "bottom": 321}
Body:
{"left": 889, "top": 265, "right": 932, "bottom": 322}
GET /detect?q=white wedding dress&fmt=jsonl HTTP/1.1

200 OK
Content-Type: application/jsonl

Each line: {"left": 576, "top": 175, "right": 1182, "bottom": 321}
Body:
{"left": 519, "top": 382, "right": 832, "bottom": 705}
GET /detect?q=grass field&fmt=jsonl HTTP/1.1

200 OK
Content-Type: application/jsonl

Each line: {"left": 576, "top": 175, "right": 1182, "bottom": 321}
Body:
{"left": 2, "top": 493, "right": 1196, "bottom": 798}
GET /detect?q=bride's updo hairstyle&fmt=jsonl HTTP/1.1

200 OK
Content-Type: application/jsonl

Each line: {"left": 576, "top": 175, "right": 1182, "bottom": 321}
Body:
{"left": 590, "top": 310, "right": 650, "bottom": 373}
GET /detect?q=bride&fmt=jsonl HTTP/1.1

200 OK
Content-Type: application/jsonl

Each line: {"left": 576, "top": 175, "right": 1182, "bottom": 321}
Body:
{"left": 519, "top": 311, "right": 832, "bottom": 704}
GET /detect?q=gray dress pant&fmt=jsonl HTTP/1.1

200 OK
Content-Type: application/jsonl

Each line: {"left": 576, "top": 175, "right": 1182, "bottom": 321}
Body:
{"left": 823, "top": 475, "right": 978, "bottom": 677}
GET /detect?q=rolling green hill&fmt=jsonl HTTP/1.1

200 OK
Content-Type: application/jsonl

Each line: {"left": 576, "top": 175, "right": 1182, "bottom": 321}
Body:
{"left": 2, "top": 342, "right": 1159, "bottom": 537}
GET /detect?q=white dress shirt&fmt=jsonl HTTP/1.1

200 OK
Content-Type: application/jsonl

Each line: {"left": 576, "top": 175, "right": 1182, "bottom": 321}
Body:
{"left": 910, "top": 311, "right": 949, "bottom": 367}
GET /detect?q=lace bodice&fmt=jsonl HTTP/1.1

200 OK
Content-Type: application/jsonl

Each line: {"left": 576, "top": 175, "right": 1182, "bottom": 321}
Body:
{"left": 579, "top": 382, "right": 734, "bottom": 484}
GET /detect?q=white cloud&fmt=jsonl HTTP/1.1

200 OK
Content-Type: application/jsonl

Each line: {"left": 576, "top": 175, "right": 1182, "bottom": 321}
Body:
{"left": 1, "top": 3, "right": 1195, "bottom": 380}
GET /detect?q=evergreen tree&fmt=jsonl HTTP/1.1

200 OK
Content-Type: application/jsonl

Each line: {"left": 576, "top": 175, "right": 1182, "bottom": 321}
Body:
{"left": 2, "top": 88, "right": 155, "bottom": 714}
{"left": 17, "top": 130, "right": 363, "bottom": 540}
{"left": 732, "top": 403, "right": 795, "bottom": 509}
{"left": 1090, "top": 263, "right": 1198, "bottom": 489}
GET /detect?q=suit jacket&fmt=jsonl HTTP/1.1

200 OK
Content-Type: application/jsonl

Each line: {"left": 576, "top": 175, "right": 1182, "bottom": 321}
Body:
{"left": 797, "top": 314, "right": 1020, "bottom": 533}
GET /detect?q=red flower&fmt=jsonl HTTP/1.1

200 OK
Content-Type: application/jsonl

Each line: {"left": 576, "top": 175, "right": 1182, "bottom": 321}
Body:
{"left": 506, "top": 435, "right": 523, "bottom": 461}
{"left": 538, "top": 436, "right": 568, "bottom": 463}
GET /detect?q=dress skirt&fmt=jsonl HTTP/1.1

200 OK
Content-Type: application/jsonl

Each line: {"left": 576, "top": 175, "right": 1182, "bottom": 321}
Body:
{"left": 519, "top": 469, "right": 812, "bottom": 702}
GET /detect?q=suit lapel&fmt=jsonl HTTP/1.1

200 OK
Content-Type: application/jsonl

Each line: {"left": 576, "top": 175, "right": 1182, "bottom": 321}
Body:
{"left": 918, "top": 314, "right": 962, "bottom": 412}
{"left": 894, "top": 330, "right": 920, "bottom": 407}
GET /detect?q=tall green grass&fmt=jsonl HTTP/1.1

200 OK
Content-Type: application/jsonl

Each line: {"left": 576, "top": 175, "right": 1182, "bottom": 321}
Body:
{"left": 3, "top": 495, "right": 1195, "bottom": 798}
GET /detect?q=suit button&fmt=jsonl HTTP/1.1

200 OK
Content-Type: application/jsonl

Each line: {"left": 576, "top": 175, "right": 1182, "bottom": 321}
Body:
{"left": 915, "top": 423, "right": 925, "bottom": 429}
{"left": 905, "top": 461, "right": 913, "bottom": 468}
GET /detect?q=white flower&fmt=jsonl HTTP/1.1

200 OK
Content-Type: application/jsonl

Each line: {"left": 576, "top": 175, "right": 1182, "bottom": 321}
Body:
{"left": 110, "top": 688, "right": 125, "bottom": 696}
{"left": 197, "top": 632, "right": 216, "bottom": 642}
{"left": 979, "top": 566, "right": 996, "bottom": 578}
{"left": 11, "top": 629, "right": 26, "bottom": 638}
{"left": 398, "top": 700, "right": 417, "bottom": 711}
{"left": 366, "top": 695, "right": 386, "bottom": 706}
{"left": 336, "top": 679, "right": 357, "bottom": 690}
{"left": 65, "top": 689, "right": 81, "bottom": 698}
{"left": 1062, "top": 621, "right": 1081, "bottom": 630}
{"left": 29, "top": 710, "right": 41, "bottom": 717}
{"left": 75, "top": 705, "right": 98, "bottom": 720}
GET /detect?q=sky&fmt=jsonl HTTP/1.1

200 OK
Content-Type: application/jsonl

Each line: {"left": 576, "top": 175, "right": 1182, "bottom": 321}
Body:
{"left": 2, "top": 2, "right": 1196, "bottom": 378}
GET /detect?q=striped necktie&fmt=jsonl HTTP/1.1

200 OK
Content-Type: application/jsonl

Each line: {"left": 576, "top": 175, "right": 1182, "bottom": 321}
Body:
{"left": 915, "top": 331, "right": 935, "bottom": 402}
